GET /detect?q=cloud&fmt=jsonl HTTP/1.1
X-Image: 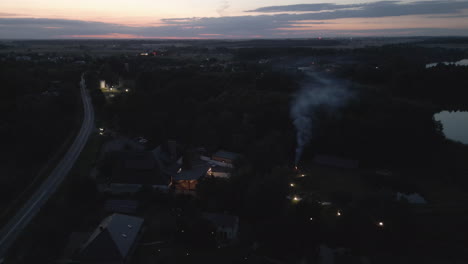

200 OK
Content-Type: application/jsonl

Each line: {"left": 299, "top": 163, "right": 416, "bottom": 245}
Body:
{"left": 247, "top": 1, "right": 468, "bottom": 19}
{"left": 0, "top": 12, "right": 22, "bottom": 17}
{"left": 247, "top": 3, "right": 364, "bottom": 13}
{"left": 1, "top": 1, "right": 468, "bottom": 39}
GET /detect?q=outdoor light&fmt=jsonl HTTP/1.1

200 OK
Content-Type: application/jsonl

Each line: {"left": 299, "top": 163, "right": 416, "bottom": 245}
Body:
{"left": 290, "top": 183, "right": 295, "bottom": 187}
{"left": 337, "top": 210, "right": 341, "bottom": 216}
{"left": 378, "top": 222, "right": 384, "bottom": 227}
{"left": 293, "top": 196, "right": 300, "bottom": 201}
{"left": 310, "top": 217, "right": 313, "bottom": 221}
{"left": 125, "top": 89, "right": 129, "bottom": 92}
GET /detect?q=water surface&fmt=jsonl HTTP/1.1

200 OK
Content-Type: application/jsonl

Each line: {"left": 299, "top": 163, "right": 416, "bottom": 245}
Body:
{"left": 434, "top": 111, "right": 468, "bottom": 144}
{"left": 426, "top": 59, "right": 468, "bottom": 68}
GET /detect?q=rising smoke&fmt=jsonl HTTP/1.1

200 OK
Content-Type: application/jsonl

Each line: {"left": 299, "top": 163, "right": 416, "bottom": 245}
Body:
{"left": 217, "top": 0, "right": 230, "bottom": 17}
{"left": 291, "top": 71, "right": 352, "bottom": 165}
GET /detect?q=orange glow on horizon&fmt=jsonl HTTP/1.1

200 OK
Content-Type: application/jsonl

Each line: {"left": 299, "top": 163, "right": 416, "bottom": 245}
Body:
{"left": 59, "top": 33, "right": 205, "bottom": 39}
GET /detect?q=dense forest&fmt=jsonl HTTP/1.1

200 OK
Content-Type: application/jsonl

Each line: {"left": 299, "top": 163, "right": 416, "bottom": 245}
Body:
{"left": 88, "top": 45, "right": 468, "bottom": 171}
{"left": 0, "top": 60, "right": 82, "bottom": 215}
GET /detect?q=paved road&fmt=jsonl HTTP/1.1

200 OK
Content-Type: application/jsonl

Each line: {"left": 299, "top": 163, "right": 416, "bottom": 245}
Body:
{"left": 0, "top": 74, "right": 94, "bottom": 258}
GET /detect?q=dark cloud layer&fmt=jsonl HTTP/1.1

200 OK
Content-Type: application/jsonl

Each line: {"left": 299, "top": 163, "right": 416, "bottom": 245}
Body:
{"left": 246, "top": 3, "right": 363, "bottom": 13}
{"left": 1, "top": 0, "right": 468, "bottom": 39}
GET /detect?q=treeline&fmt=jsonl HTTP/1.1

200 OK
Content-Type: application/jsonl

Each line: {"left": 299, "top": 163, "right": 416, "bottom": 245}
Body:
{"left": 337, "top": 45, "right": 468, "bottom": 109}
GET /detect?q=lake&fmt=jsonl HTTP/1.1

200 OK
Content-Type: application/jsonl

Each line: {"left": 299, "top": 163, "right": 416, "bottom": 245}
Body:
{"left": 426, "top": 59, "right": 468, "bottom": 68}
{"left": 434, "top": 111, "right": 468, "bottom": 144}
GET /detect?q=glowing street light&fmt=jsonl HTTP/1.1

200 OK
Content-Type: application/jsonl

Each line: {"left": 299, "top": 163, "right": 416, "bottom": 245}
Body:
{"left": 290, "top": 183, "right": 295, "bottom": 187}
{"left": 125, "top": 89, "right": 129, "bottom": 92}
{"left": 336, "top": 210, "right": 342, "bottom": 216}
{"left": 378, "top": 222, "right": 384, "bottom": 227}
{"left": 309, "top": 217, "right": 313, "bottom": 221}
{"left": 99, "top": 128, "right": 104, "bottom": 131}
{"left": 293, "top": 196, "right": 300, "bottom": 201}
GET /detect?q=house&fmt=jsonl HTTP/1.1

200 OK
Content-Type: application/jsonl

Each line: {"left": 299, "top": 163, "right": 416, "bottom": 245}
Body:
{"left": 396, "top": 192, "right": 427, "bottom": 204}
{"left": 171, "top": 164, "right": 210, "bottom": 191}
{"left": 98, "top": 151, "right": 170, "bottom": 194}
{"left": 211, "top": 150, "right": 240, "bottom": 166}
{"left": 200, "top": 150, "right": 240, "bottom": 170}
{"left": 203, "top": 213, "right": 239, "bottom": 242}
{"left": 313, "top": 154, "right": 359, "bottom": 169}
{"left": 78, "top": 214, "right": 144, "bottom": 264}
{"left": 208, "top": 165, "right": 232, "bottom": 178}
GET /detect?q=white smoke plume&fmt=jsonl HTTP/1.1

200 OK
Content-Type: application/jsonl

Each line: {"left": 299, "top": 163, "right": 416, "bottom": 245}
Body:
{"left": 291, "top": 71, "right": 352, "bottom": 165}
{"left": 217, "top": 0, "right": 230, "bottom": 17}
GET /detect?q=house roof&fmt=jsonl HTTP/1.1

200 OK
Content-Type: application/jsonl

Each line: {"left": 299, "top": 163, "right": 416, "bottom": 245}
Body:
{"left": 80, "top": 214, "right": 144, "bottom": 261}
{"left": 123, "top": 152, "right": 155, "bottom": 170}
{"left": 106, "top": 151, "right": 169, "bottom": 185}
{"left": 210, "top": 166, "right": 232, "bottom": 173}
{"left": 396, "top": 192, "right": 427, "bottom": 204}
{"left": 203, "top": 213, "right": 239, "bottom": 229}
{"left": 104, "top": 200, "right": 140, "bottom": 214}
{"left": 173, "top": 164, "right": 210, "bottom": 181}
{"left": 212, "top": 150, "right": 240, "bottom": 161}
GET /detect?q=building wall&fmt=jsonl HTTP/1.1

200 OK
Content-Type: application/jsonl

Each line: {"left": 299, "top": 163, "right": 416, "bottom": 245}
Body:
{"left": 211, "top": 171, "right": 231, "bottom": 178}
{"left": 175, "top": 180, "right": 198, "bottom": 190}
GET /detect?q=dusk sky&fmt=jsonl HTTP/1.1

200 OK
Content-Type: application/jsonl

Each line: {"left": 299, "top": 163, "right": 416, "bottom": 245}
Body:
{"left": 1, "top": 0, "right": 468, "bottom": 39}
